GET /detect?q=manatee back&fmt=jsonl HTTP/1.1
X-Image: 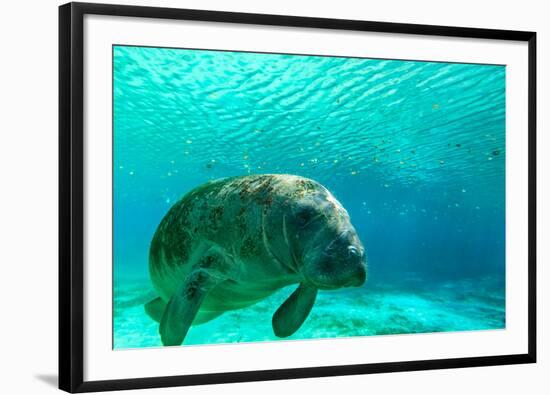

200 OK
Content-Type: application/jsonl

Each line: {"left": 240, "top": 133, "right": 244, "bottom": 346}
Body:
{"left": 147, "top": 177, "right": 251, "bottom": 293}
{"left": 148, "top": 174, "right": 313, "bottom": 298}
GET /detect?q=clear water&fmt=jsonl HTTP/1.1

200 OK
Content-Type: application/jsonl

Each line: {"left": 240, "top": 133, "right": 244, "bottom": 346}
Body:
{"left": 113, "top": 45, "right": 505, "bottom": 349}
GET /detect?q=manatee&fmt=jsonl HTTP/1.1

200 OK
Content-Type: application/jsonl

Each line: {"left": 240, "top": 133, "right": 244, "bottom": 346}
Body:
{"left": 145, "top": 174, "right": 367, "bottom": 346}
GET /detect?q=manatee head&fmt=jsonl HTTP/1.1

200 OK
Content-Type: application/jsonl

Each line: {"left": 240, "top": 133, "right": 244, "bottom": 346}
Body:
{"left": 284, "top": 177, "right": 367, "bottom": 290}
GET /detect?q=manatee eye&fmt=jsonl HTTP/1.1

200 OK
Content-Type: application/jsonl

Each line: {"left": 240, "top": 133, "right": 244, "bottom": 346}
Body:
{"left": 296, "top": 207, "right": 316, "bottom": 227}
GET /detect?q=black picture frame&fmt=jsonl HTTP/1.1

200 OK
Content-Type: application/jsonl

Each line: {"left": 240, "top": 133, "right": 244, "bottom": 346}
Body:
{"left": 59, "top": 2, "right": 537, "bottom": 393}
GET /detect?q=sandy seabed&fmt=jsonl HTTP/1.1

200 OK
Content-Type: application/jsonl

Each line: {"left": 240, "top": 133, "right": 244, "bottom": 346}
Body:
{"left": 113, "top": 276, "right": 505, "bottom": 349}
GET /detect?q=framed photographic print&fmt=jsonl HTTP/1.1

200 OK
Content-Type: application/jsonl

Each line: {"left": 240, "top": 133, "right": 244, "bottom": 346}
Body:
{"left": 59, "top": 2, "right": 537, "bottom": 393}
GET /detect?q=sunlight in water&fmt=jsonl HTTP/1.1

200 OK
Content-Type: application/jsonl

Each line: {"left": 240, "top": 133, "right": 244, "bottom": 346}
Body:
{"left": 113, "top": 46, "right": 505, "bottom": 349}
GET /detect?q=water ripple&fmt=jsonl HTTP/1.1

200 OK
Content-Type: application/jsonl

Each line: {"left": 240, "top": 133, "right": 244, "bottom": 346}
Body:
{"left": 114, "top": 45, "right": 505, "bottom": 202}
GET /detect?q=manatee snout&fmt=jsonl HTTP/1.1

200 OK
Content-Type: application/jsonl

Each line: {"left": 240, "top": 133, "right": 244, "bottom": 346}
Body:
{"left": 342, "top": 245, "right": 367, "bottom": 287}
{"left": 321, "top": 231, "right": 367, "bottom": 288}
{"left": 303, "top": 228, "right": 367, "bottom": 290}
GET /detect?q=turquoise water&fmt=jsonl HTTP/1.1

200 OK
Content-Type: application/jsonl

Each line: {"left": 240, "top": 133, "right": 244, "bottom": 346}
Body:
{"left": 113, "top": 45, "right": 505, "bottom": 349}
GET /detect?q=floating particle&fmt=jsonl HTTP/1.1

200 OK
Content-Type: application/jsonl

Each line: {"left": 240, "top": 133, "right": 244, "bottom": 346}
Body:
{"left": 300, "top": 163, "right": 305, "bottom": 167}
{"left": 351, "top": 171, "right": 358, "bottom": 176}
{"left": 455, "top": 203, "right": 460, "bottom": 207}
{"left": 243, "top": 155, "right": 249, "bottom": 160}
{"left": 488, "top": 157, "right": 493, "bottom": 161}
{"left": 373, "top": 157, "right": 379, "bottom": 162}
{"left": 315, "top": 142, "right": 321, "bottom": 146}
{"left": 475, "top": 206, "right": 480, "bottom": 210}
{"left": 184, "top": 151, "right": 189, "bottom": 155}
{"left": 492, "top": 149, "right": 500, "bottom": 156}
{"left": 439, "top": 160, "right": 445, "bottom": 165}
{"left": 384, "top": 184, "right": 390, "bottom": 188}
{"left": 400, "top": 161, "right": 405, "bottom": 165}
{"left": 462, "top": 188, "right": 466, "bottom": 193}
{"left": 367, "top": 210, "right": 372, "bottom": 214}
{"left": 254, "top": 129, "right": 263, "bottom": 133}
{"left": 396, "top": 149, "right": 401, "bottom": 153}
{"left": 170, "top": 160, "right": 175, "bottom": 164}
{"left": 362, "top": 202, "right": 367, "bottom": 206}
{"left": 456, "top": 144, "right": 461, "bottom": 148}
{"left": 167, "top": 172, "right": 172, "bottom": 176}
{"left": 119, "top": 165, "right": 124, "bottom": 169}
{"left": 211, "top": 159, "right": 216, "bottom": 163}
{"left": 186, "top": 139, "right": 193, "bottom": 144}
{"left": 333, "top": 159, "right": 339, "bottom": 164}
{"left": 129, "top": 171, "right": 134, "bottom": 175}
{"left": 257, "top": 166, "right": 262, "bottom": 169}
{"left": 432, "top": 103, "right": 440, "bottom": 110}
{"left": 244, "top": 164, "right": 250, "bottom": 169}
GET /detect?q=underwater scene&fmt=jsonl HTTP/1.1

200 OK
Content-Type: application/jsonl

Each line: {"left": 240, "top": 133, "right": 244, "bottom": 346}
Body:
{"left": 113, "top": 45, "right": 505, "bottom": 349}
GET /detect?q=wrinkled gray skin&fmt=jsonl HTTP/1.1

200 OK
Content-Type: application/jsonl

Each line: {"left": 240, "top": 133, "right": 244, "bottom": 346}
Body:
{"left": 145, "top": 174, "right": 367, "bottom": 346}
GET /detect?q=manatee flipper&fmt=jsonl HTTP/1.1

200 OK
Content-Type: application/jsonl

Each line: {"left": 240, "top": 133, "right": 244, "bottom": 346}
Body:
{"left": 145, "top": 295, "right": 218, "bottom": 325}
{"left": 159, "top": 269, "right": 220, "bottom": 346}
{"left": 272, "top": 283, "right": 318, "bottom": 338}
{"left": 144, "top": 297, "right": 166, "bottom": 323}
{"left": 192, "top": 310, "right": 224, "bottom": 325}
